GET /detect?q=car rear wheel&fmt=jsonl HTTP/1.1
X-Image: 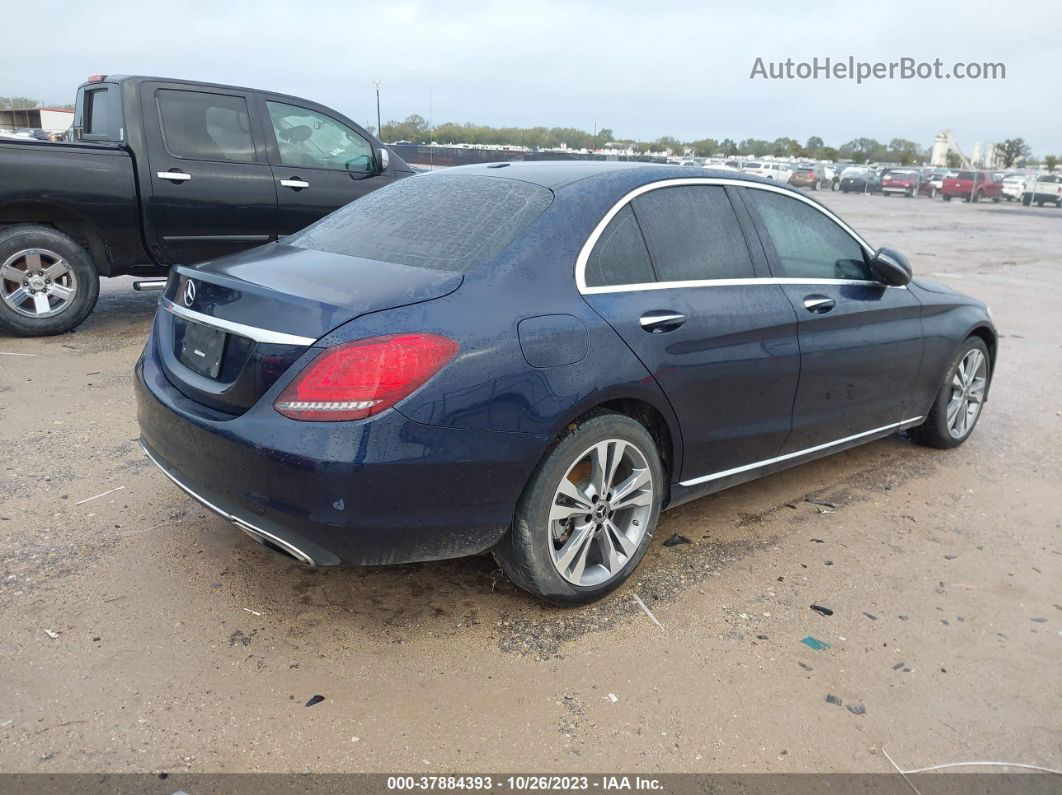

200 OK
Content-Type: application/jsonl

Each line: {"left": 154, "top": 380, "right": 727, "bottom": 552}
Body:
{"left": 943, "top": 194, "right": 952, "bottom": 201}
{"left": 0, "top": 225, "right": 100, "bottom": 337}
{"left": 831, "top": 178, "right": 840, "bottom": 191}
{"left": 909, "top": 338, "right": 990, "bottom": 449}
{"left": 494, "top": 412, "right": 663, "bottom": 605}
{"left": 1022, "top": 195, "right": 1032, "bottom": 206}
{"left": 812, "top": 179, "right": 820, "bottom": 190}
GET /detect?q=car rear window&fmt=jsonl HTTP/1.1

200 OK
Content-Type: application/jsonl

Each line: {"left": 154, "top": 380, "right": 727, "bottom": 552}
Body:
{"left": 289, "top": 174, "right": 554, "bottom": 272}
{"left": 956, "top": 171, "right": 975, "bottom": 180}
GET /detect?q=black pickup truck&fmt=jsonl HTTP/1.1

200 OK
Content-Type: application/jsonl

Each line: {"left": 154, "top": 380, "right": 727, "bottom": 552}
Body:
{"left": 0, "top": 75, "right": 413, "bottom": 336}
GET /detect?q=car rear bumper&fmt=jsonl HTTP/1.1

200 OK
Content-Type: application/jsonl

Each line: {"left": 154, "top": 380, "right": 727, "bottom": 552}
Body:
{"left": 135, "top": 336, "right": 546, "bottom": 567}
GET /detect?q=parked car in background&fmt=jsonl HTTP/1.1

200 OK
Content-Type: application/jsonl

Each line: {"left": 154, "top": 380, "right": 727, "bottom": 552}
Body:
{"left": 789, "top": 163, "right": 827, "bottom": 190}
{"left": 882, "top": 168, "right": 921, "bottom": 197}
{"left": 824, "top": 163, "right": 841, "bottom": 190}
{"left": 743, "top": 162, "right": 792, "bottom": 181}
{"left": 1021, "top": 174, "right": 1062, "bottom": 207}
{"left": 942, "top": 171, "right": 1002, "bottom": 203}
{"left": 135, "top": 162, "right": 996, "bottom": 604}
{"left": 1001, "top": 174, "right": 1027, "bottom": 201}
{"left": 0, "top": 74, "right": 412, "bottom": 336}
{"left": 839, "top": 167, "right": 882, "bottom": 193}
{"left": 918, "top": 169, "right": 946, "bottom": 198}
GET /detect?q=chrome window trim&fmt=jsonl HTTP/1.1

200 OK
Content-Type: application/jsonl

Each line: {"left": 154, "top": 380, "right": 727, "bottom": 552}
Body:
{"left": 678, "top": 416, "right": 924, "bottom": 488}
{"left": 160, "top": 297, "right": 317, "bottom": 346}
{"left": 575, "top": 177, "right": 881, "bottom": 295}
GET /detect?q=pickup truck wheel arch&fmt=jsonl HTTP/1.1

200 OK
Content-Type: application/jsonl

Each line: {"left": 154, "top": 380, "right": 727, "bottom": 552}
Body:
{"left": 0, "top": 224, "right": 101, "bottom": 337}
{"left": 0, "top": 202, "right": 112, "bottom": 277}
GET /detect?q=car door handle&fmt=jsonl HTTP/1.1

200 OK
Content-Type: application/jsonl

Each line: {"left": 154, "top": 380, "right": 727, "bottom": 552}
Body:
{"left": 803, "top": 295, "right": 835, "bottom": 314}
{"left": 280, "top": 178, "right": 310, "bottom": 189}
{"left": 157, "top": 171, "right": 191, "bottom": 182}
{"left": 639, "top": 310, "right": 686, "bottom": 333}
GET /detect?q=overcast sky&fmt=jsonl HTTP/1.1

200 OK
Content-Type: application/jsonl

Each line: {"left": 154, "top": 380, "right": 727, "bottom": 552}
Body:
{"left": 5, "top": 0, "right": 1059, "bottom": 154}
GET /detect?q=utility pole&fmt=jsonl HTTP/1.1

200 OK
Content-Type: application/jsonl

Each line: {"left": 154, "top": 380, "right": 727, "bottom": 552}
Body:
{"left": 374, "top": 80, "right": 382, "bottom": 139}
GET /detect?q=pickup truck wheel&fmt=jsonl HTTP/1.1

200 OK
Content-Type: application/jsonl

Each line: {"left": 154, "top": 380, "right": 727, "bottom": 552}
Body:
{"left": 0, "top": 225, "right": 99, "bottom": 337}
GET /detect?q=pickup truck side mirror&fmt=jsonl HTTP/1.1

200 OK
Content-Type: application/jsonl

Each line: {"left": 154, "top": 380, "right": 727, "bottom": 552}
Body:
{"left": 870, "top": 246, "right": 913, "bottom": 286}
{"left": 378, "top": 147, "right": 390, "bottom": 172}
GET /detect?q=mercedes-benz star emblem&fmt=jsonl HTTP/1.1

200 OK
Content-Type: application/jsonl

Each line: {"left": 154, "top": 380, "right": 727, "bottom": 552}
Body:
{"left": 183, "top": 280, "right": 196, "bottom": 307}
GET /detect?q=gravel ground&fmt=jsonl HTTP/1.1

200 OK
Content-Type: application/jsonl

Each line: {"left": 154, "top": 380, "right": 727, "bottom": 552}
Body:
{"left": 0, "top": 191, "right": 1059, "bottom": 775}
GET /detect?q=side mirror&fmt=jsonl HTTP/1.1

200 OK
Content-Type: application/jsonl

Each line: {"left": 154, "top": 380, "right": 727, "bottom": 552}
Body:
{"left": 378, "top": 147, "right": 390, "bottom": 172}
{"left": 870, "top": 246, "right": 913, "bottom": 286}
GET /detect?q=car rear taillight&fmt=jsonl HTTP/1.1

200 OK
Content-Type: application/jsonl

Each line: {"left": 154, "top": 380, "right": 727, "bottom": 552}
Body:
{"left": 274, "top": 333, "right": 459, "bottom": 421}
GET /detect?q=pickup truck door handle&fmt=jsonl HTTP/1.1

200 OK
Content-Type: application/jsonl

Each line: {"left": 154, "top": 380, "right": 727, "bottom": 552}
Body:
{"left": 803, "top": 295, "right": 836, "bottom": 314}
{"left": 280, "top": 178, "right": 310, "bottom": 190}
{"left": 156, "top": 171, "right": 191, "bottom": 182}
{"left": 639, "top": 310, "right": 686, "bottom": 333}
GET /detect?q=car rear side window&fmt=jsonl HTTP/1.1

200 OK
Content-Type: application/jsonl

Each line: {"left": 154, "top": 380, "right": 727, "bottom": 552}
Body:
{"left": 584, "top": 205, "right": 656, "bottom": 288}
{"left": 742, "top": 189, "right": 871, "bottom": 281}
{"left": 632, "top": 186, "right": 755, "bottom": 282}
{"left": 157, "top": 90, "right": 256, "bottom": 163}
{"left": 289, "top": 174, "right": 553, "bottom": 272}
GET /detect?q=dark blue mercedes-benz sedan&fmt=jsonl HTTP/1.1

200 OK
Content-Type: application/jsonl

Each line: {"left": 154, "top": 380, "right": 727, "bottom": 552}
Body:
{"left": 135, "top": 162, "right": 996, "bottom": 604}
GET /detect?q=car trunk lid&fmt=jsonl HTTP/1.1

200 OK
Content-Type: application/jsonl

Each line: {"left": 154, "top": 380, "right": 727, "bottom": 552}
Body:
{"left": 156, "top": 243, "right": 463, "bottom": 415}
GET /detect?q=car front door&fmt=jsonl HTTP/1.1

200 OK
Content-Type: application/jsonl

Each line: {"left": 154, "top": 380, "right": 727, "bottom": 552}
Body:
{"left": 138, "top": 82, "right": 278, "bottom": 265}
{"left": 738, "top": 186, "right": 924, "bottom": 453}
{"left": 258, "top": 96, "right": 395, "bottom": 237}
{"left": 578, "top": 182, "right": 801, "bottom": 484}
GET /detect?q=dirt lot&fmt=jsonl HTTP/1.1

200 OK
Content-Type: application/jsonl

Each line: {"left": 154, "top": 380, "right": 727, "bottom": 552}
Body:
{"left": 0, "top": 191, "right": 1059, "bottom": 775}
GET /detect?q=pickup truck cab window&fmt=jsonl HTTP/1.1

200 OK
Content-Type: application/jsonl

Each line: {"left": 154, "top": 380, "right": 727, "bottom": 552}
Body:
{"left": 266, "top": 101, "right": 374, "bottom": 174}
{"left": 157, "top": 90, "right": 256, "bottom": 163}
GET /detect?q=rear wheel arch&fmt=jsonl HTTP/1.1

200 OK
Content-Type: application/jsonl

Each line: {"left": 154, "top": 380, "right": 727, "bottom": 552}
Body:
{"left": 546, "top": 396, "right": 680, "bottom": 507}
{"left": 0, "top": 201, "right": 112, "bottom": 276}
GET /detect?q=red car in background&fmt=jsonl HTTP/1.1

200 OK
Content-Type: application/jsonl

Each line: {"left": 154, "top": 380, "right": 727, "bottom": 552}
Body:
{"left": 882, "top": 168, "right": 921, "bottom": 197}
{"left": 942, "top": 170, "right": 1003, "bottom": 203}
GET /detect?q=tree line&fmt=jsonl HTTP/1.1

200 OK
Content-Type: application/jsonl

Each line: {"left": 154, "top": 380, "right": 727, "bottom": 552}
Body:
{"left": 380, "top": 115, "right": 1052, "bottom": 168}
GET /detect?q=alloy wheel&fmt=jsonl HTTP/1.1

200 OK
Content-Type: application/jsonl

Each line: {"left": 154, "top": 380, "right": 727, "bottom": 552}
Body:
{"left": 947, "top": 348, "right": 988, "bottom": 439}
{"left": 0, "top": 248, "right": 79, "bottom": 319}
{"left": 547, "top": 439, "right": 654, "bottom": 587}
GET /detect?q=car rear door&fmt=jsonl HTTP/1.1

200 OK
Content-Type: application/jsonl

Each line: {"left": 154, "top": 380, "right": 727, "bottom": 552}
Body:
{"left": 737, "top": 186, "right": 924, "bottom": 453}
{"left": 578, "top": 182, "right": 801, "bottom": 484}
{"left": 256, "top": 94, "right": 395, "bottom": 237}
{"left": 137, "top": 81, "right": 278, "bottom": 265}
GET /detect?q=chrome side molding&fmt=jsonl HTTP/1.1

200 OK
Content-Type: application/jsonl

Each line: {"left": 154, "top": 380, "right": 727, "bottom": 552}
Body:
{"left": 679, "top": 417, "right": 924, "bottom": 487}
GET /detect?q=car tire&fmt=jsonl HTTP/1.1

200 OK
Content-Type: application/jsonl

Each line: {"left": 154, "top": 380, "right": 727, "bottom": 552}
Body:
{"left": 812, "top": 179, "right": 820, "bottom": 190}
{"left": 831, "top": 178, "right": 840, "bottom": 191}
{"left": 1055, "top": 197, "right": 1062, "bottom": 208}
{"left": 943, "top": 194, "right": 952, "bottom": 201}
{"left": 992, "top": 195, "right": 1001, "bottom": 203}
{"left": 929, "top": 187, "right": 937, "bottom": 199}
{"left": 909, "top": 337, "right": 991, "bottom": 450}
{"left": 1022, "top": 195, "right": 1032, "bottom": 206}
{"left": 0, "top": 224, "right": 100, "bottom": 337}
{"left": 494, "top": 411, "right": 664, "bottom": 605}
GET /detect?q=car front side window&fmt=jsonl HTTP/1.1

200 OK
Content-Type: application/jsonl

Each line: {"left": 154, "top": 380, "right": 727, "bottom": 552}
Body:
{"left": 742, "top": 188, "right": 872, "bottom": 281}
{"left": 266, "top": 101, "right": 374, "bottom": 173}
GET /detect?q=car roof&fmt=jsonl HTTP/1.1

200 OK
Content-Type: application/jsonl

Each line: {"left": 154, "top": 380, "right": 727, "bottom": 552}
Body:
{"left": 434, "top": 161, "right": 782, "bottom": 191}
